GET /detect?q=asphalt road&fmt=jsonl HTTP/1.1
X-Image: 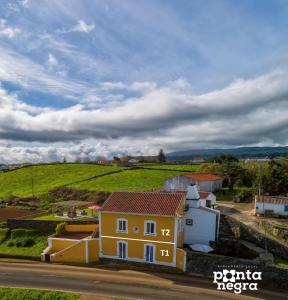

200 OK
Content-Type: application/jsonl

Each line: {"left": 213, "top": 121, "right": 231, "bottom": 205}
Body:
{"left": 0, "top": 260, "right": 286, "bottom": 300}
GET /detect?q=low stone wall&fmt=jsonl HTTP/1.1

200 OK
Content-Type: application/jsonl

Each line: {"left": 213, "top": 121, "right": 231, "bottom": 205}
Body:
{"left": 220, "top": 215, "right": 288, "bottom": 260}
{"left": 7, "top": 218, "right": 98, "bottom": 232}
{"left": 186, "top": 251, "right": 288, "bottom": 290}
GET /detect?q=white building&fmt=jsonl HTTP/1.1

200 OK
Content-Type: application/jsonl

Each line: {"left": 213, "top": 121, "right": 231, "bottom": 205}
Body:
{"left": 255, "top": 195, "right": 288, "bottom": 217}
{"left": 184, "top": 185, "right": 220, "bottom": 245}
{"left": 199, "top": 191, "right": 217, "bottom": 208}
{"left": 164, "top": 173, "right": 223, "bottom": 192}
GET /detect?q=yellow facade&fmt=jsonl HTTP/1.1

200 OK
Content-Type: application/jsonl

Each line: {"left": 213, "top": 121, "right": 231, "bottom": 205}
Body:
{"left": 65, "top": 224, "right": 98, "bottom": 232}
{"left": 176, "top": 248, "right": 186, "bottom": 272}
{"left": 100, "top": 212, "right": 184, "bottom": 267}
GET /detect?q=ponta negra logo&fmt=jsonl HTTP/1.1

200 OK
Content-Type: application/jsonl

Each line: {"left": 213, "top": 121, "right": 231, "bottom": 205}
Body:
{"left": 213, "top": 269, "right": 262, "bottom": 294}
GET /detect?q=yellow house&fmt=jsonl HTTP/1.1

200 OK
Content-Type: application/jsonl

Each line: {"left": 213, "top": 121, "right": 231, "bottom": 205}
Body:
{"left": 99, "top": 191, "right": 186, "bottom": 269}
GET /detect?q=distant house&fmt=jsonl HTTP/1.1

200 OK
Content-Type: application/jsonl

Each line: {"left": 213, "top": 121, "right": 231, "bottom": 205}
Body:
{"left": 132, "top": 156, "right": 158, "bottom": 163}
{"left": 190, "top": 156, "right": 205, "bottom": 163}
{"left": 255, "top": 195, "right": 288, "bottom": 217}
{"left": 128, "top": 159, "right": 140, "bottom": 163}
{"left": 164, "top": 173, "right": 223, "bottom": 192}
{"left": 184, "top": 185, "right": 220, "bottom": 245}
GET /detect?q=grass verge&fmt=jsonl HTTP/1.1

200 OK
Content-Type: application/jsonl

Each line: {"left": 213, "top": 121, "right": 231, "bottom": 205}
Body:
{"left": 0, "top": 287, "right": 79, "bottom": 300}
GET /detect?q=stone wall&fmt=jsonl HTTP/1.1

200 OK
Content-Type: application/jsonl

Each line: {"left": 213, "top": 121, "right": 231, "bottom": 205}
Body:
{"left": 186, "top": 251, "right": 288, "bottom": 290}
{"left": 7, "top": 218, "right": 98, "bottom": 232}
{"left": 220, "top": 215, "right": 288, "bottom": 260}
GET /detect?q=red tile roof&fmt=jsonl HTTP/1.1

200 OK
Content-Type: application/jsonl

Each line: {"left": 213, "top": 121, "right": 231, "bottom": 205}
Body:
{"left": 183, "top": 173, "right": 222, "bottom": 181}
{"left": 199, "top": 191, "right": 211, "bottom": 199}
{"left": 101, "top": 192, "right": 185, "bottom": 216}
{"left": 256, "top": 195, "right": 288, "bottom": 205}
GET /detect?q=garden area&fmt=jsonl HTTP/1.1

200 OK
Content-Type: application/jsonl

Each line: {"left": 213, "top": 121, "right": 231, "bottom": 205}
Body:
{"left": 0, "top": 228, "right": 52, "bottom": 259}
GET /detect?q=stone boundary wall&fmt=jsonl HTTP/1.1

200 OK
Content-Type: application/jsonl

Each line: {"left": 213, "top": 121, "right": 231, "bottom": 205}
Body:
{"left": 220, "top": 215, "right": 288, "bottom": 260}
{"left": 186, "top": 251, "right": 288, "bottom": 290}
{"left": 7, "top": 218, "right": 98, "bottom": 232}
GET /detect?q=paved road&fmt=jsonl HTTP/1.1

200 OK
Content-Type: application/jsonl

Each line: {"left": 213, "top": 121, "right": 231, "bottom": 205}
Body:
{"left": 0, "top": 261, "right": 286, "bottom": 300}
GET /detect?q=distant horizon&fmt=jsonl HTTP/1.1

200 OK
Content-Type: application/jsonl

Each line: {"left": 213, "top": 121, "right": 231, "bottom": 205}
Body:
{"left": 1, "top": 1, "right": 288, "bottom": 163}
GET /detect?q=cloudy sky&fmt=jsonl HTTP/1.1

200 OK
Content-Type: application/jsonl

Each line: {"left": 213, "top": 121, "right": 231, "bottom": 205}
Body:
{"left": 1, "top": 0, "right": 288, "bottom": 163}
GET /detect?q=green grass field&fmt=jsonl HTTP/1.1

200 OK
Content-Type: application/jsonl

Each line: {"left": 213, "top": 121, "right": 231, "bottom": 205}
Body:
{"left": 71, "top": 169, "right": 184, "bottom": 192}
{"left": 0, "top": 288, "right": 79, "bottom": 300}
{"left": 139, "top": 164, "right": 201, "bottom": 171}
{"left": 0, "top": 164, "right": 199, "bottom": 198}
{"left": 0, "top": 164, "right": 121, "bottom": 199}
{"left": 0, "top": 228, "right": 51, "bottom": 258}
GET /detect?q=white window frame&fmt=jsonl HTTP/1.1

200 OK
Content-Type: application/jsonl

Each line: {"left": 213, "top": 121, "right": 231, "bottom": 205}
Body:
{"left": 117, "top": 240, "right": 128, "bottom": 259}
{"left": 117, "top": 218, "right": 128, "bottom": 233}
{"left": 144, "top": 220, "right": 157, "bottom": 236}
{"left": 144, "top": 243, "right": 155, "bottom": 263}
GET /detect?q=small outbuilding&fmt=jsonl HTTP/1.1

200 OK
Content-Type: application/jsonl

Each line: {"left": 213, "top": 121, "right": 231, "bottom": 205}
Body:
{"left": 255, "top": 195, "right": 288, "bottom": 217}
{"left": 164, "top": 173, "right": 223, "bottom": 192}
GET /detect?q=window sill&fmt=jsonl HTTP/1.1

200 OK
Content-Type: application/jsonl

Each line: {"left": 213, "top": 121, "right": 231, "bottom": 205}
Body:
{"left": 144, "top": 233, "right": 157, "bottom": 236}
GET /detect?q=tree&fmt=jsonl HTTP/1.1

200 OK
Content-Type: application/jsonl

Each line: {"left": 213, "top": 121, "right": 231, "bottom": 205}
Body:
{"left": 158, "top": 149, "right": 166, "bottom": 163}
{"left": 202, "top": 160, "right": 243, "bottom": 190}
{"left": 254, "top": 160, "right": 288, "bottom": 196}
{"left": 208, "top": 154, "right": 238, "bottom": 163}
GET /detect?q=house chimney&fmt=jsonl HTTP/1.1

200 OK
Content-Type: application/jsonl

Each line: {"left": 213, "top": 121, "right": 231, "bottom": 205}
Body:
{"left": 186, "top": 184, "right": 200, "bottom": 208}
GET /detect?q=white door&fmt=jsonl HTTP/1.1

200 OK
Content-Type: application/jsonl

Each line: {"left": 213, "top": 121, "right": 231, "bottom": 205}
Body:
{"left": 145, "top": 245, "right": 154, "bottom": 263}
{"left": 118, "top": 242, "right": 127, "bottom": 259}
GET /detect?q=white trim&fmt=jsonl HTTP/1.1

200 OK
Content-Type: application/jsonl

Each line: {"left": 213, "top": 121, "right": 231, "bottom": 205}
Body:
{"left": 173, "top": 217, "right": 178, "bottom": 266}
{"left": 101, "top": 211, "right": 175, "bottom": 218}
{"left": 101, "top": 254, "right": 175, "bottom": 267}
{"left": 101, "top": 235, "right": 175, "bottom": 245}
{"left": 117, "top": 240, "right": 128, "bottom": 259}
{"left": 144, "top": 220, "right": 157, "bottom": 236}
{"left": 99, "top": 211, "right": 102, "bottom": 258}
{"left": 48, "top": 237, "right": 80, "bottom": 242}
{"left": 183, "top": 250, "right": 187, "bottom": 272}
{"left": 144, "top": 243, "right": 155, "bottom": 263}
{"left": 116, "top": 218, "right": 128, "bottom": 234}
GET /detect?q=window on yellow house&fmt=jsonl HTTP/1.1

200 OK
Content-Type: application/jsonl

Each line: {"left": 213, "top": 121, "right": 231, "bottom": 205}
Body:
{"left": 117, "top": 218, "right": 128, "bottom": 233}
{"left": 144, "top": 220, "right": 156, "bottom": 236}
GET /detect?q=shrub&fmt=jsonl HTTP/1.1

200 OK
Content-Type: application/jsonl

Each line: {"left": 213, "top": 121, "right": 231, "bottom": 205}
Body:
{"left": 54, "top": 222, "right": 66, "bottom": 237}
{"left": 15, "top": 240, "right": 22, "bottom": 248}
{"left": 7, "top": 241, "right": 14, "bottom": 247}
{"left": 21, "top": 238, "right": 35, "bottom": 247}
{"left": 11, "top": 229, "right": 40, "bottom": 240}
{"left": 0, "top": 228, "right": 9, "bottom": 243}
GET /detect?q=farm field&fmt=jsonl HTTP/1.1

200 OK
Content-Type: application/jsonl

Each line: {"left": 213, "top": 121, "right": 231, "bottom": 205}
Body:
{"left": 71, "top": 169, "right": 184, "bottom": 192}
{"left": 0, "top": 208, "right": 46, "bottom": 221}
{"left": 0, "top": 164, "right": 121, "bottom": 199}
{"left": 139, "top": 164, "right": 202, "bottom": 171}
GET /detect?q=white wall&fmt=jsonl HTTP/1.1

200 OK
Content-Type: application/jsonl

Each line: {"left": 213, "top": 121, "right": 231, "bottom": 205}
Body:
{"left": 255, "top": 201, "right": 288, "bottom": 216}
{"left": 184, "top": 206, "right": 219, "bottom": 245}
{"left": 164, "top": 176, "right": 222, "bottom": 192}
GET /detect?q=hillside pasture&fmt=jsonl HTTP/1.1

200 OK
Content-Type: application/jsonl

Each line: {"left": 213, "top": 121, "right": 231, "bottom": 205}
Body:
{"left": 71, "top": 169, "right": 184, "bottom": 192}
{"left": 0, "top": 164, "right": 121, "bottom": 199}
{"left": 138, "top": 164, "right": 202, "bottom": 172}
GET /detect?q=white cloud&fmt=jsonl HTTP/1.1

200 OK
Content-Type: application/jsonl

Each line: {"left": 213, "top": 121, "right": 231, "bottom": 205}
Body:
{"left": 0, "top": 19, "right": 20, "bottom": 38}
{"left": 0, "top": 68, "right": 288, "bottom": 164}
{"left": 47, "top": 52, "right": 58, "bottom": 67}
{"left": 71, "top": 20, "right": 95, "bottom": 33}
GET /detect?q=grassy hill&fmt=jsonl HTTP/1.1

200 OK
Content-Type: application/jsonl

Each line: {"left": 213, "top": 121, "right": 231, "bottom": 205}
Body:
{"left": 0, "top": 163, "right": 121, "bottom": 199}
{"left": 71, "top": 168, "right": 187, "bottom": 192}
{"left": 0, "top": 163, "right": 201, "bottom": 199}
